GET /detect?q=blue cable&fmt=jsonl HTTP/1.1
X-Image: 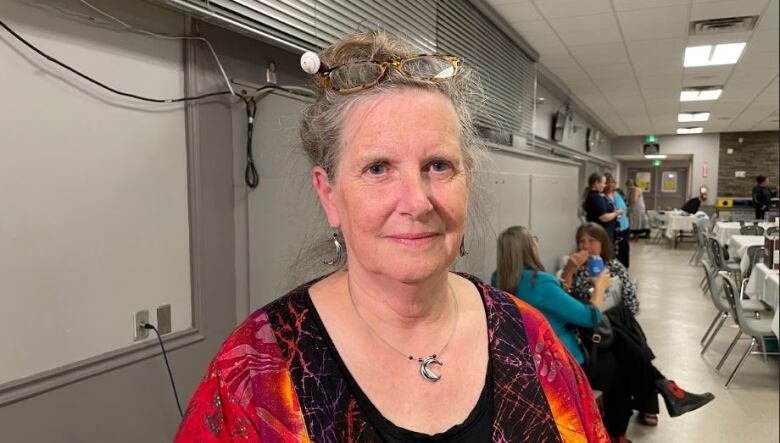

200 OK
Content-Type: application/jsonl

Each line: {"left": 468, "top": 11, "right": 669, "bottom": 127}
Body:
{"left": 144, "top": 324, "right": 184, "bottom": 418}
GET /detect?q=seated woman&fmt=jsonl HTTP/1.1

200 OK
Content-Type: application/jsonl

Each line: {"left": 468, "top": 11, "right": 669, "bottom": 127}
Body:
{"left": 492, "top": 226, "right": 611, "bottom": 366}
{"left": 560, "top": 223, "right": 715, "bottom": 437}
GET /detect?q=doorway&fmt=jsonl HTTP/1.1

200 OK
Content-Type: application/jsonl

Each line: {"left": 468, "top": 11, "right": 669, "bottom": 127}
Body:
{"left": 626, "top": 165, "right": 690, "bottom": 210}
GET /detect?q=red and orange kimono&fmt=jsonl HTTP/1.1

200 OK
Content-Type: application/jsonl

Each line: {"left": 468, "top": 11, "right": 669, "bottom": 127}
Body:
{"left": 174, "top": 275, "right": 609, "bottom": 442}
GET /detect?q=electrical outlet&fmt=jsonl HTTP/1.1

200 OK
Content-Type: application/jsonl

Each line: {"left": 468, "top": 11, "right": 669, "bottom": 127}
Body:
{"left": 134, "top": 310, "right": 149, "bottom": 341}
{"left": 157, "top": 304, "right": 172, "bottom": 335}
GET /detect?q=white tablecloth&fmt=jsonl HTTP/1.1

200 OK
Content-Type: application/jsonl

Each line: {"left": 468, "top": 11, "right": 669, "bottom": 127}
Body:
{"left": 728, "top": 235, "right": 766, "bottom": 258}
{"left": 664, "top": 213, "right": 696, "bottom": 239}
{"left": 714, "top": 222, "right": 776, "bottom": 246}
{"left": 745, "top": 263, "right": 779, "bottom": 338}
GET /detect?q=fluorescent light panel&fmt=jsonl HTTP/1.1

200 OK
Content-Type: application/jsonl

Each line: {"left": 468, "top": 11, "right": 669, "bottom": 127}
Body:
{"left": 678, "top": 112, "right": 710, "bottom": 122}
{"left": 680, "top": 88, "right": 722, "bottom": 102}
{"left": 644, "top": 154, "right": 668, "bottom": 159}
{"left": 677, "top": 127, "right": 703, "bottom": 134}
{"left": 684, "top": 43, "right": 746, "bottom": 67}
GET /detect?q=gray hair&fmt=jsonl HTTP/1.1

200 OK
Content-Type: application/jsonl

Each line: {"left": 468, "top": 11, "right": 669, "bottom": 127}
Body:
{"left": 295, "top": 30, "right": 488, "bottom": 277}
{"left": 300, "top": 29, "right": 485, "bottom": 183}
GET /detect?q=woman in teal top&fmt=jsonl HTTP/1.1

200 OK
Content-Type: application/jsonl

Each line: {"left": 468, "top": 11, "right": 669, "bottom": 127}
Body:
{"left": 492, "top": 226, "right": 609, "bottom": 364}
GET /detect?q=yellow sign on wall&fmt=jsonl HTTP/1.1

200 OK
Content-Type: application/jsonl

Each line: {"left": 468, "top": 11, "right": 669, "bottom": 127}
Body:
{"left": 636, "top": 172, "right": 651, "bottom": 191}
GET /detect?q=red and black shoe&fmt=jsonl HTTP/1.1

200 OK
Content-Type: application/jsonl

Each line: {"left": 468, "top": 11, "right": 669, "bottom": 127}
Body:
{"left": 655, "top": 379, "right": 715, "bottom": 417}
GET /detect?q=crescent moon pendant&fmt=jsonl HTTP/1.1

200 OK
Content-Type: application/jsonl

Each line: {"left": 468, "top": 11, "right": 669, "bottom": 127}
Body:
{"left": 419, "top": 355, "right": 443, "bottom": 382}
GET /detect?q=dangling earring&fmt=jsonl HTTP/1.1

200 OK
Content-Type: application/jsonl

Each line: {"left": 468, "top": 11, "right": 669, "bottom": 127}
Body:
{"left": 323, "top": 232, "right": 344, "bottom": 266}
{"left": 459, "top": 236, "right": 468, "bottom": 257}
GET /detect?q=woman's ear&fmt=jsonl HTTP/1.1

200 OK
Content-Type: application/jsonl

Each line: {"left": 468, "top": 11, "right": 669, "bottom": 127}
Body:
{"left": 312, "top": 166, "right": 341, "bottom": 228}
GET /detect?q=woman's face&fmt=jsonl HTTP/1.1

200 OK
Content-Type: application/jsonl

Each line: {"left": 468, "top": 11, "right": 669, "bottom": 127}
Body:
{"left": 604, "top": 179, "right": 615, "bottom": 194}
{"left": 577, "top": 232, "right": 603, "bottom": 257}
{"left": 592, "top": 177, "right": 606, "bottom": 192}
{"left": 312, "top": 89, "right": 468, "bottom": 283}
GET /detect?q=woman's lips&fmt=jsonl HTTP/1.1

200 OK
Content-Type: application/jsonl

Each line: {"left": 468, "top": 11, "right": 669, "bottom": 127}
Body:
{"left": 387, "top": 232, "right": 440, "bottom": 246}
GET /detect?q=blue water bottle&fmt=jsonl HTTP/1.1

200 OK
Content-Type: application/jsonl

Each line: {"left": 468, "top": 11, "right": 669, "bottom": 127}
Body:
{"left": 587, "top": 255, "right": 604, "bottom": 277}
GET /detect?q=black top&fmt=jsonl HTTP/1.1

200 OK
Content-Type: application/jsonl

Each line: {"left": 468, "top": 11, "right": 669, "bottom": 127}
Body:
{"left": 304, "top": 294, "right": 494, "bottom": 443}
{"left": 681, "top": 197, "right": 701, "bottom": 214}
{"left": 753, "top": 185, "right": 773, "bottom": 210}
{"left": 583, "top": 189, "right": 617, "bottom": 241}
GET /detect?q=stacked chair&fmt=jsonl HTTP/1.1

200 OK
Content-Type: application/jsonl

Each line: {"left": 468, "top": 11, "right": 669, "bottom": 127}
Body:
{"left": 699, "top": 262, "right": 767, "bottom": 356}
{"left": 716, "top": 273, "right": 778, "bottom": 387}
{"left": 739, "top": 224, "right": 765, "bottom": 236}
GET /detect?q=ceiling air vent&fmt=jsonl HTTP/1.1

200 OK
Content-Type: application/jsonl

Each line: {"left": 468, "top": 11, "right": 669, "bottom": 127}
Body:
{"left": 689, "top": 16, "right": 759, "bottom": 35}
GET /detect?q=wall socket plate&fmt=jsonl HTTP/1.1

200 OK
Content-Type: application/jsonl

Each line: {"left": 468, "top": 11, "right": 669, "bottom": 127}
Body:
{"left": 134, "top": 310, "right": 149, "bottom": 341}
{"left": 157, "top": 304, "right": 172, "bottom": 335}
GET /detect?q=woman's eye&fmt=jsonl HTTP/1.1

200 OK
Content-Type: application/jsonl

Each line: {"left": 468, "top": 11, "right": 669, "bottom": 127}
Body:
{"left": 429, "top": 161, "right": 452, "bottom": 173}
{"left": 366, "top": 163, "right": 387, "bottom": 175}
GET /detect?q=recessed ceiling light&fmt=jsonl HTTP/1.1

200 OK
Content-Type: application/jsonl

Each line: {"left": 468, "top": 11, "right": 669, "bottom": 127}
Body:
{"left": 644, "top": 154, "right": 668, "bottom": 159}
{"left": 679, "top": 112, "right": 710, "bottom": 122}
{"left": 684, "top": 43, "right": 746, "bottom": 67}
{"left": 677, "top": 127, "right": 704, "bottom": 134}
{"left": 680, "top": 87, "right": 722, "bottom": 101}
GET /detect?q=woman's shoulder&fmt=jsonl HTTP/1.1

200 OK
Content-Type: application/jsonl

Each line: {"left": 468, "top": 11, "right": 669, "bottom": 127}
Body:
{"left": 209, "top": 283, "right": 315, "bottom": 373}
{"left": 606, "top": 258, "right": 627, "bottom": 273}
{"left": 531, "top": 270, "right": 558, "bottom": 283}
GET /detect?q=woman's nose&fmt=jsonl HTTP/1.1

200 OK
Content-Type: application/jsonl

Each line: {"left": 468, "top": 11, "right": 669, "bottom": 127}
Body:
{"left": 396, "top": 172, "right": 434, "bottom": 217}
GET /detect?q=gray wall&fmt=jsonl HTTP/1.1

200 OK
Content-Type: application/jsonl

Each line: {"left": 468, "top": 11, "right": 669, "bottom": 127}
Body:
{"left": 534, "top": 84, "right": 614, "bottom": 160}
{"left": 718, "top": 131, "right": 780, "bottom": 197}
{"left": 612, "top": 134, "right": 720, "bottom": 201}
{"left": 0, "top": 2, "right": 237, "bottom": 442}
{"left": 0, "top": 0, "right": 193, "bottom": 387}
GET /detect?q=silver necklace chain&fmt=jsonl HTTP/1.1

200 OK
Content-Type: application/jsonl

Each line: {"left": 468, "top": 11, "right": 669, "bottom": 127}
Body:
{"left": 346, "top": 276, "right": 459, "bottom": 363}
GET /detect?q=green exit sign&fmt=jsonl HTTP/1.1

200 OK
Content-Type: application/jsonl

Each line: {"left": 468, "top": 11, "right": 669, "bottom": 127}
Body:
{"left": 652, "top": 159, "right": 662, "bottom": 167}
{"left": 645, "top": 134, "right": 657, "bottom": 143}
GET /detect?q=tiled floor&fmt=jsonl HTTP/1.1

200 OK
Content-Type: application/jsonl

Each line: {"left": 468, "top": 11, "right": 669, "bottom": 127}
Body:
{"left": 624, "top": 239, "right": 778, "bottom": 443}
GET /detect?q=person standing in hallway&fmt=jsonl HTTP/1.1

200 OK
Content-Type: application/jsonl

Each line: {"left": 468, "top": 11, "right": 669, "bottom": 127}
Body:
{"left": 606, "top": 173, "right": 630, "bottom": 269}
{"left": 752, "top": 175, "right": 775, "bottom": 220}
{"left": 625, "top": 179, "right": 648, "bottom": 240}
{"left": 583, "top": 172, "right": 622, "bottom": 245}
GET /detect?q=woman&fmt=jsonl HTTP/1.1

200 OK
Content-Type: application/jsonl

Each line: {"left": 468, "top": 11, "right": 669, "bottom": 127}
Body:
{"left": 174, "top": 31, "right": 607, "bottom": 442}
{"left": 583, "top": 172, "right": 622, "bottom": 245}
{"left": 562, "top": 223, "right": 714, "bottom": 436}
{"left": 495, "top": 226, "right": 635, "bottom": 442}
{"left": 625, "top": 179, "right": 648, "bottom": 239}
{"left": 493, "top": 226, "right": 611, "bottom": 365}
{"left": 605, "top": 173, "right": 630, "bottom": 269}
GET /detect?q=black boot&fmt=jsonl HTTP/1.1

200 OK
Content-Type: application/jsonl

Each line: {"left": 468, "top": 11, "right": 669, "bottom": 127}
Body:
{"left": 655, "top": 379, "right": 714, "bottom": 417}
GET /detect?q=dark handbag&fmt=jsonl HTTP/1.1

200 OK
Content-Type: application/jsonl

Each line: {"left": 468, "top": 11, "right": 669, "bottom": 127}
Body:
{"left": 583, "top": 303, "right": 614, "bottom": 348}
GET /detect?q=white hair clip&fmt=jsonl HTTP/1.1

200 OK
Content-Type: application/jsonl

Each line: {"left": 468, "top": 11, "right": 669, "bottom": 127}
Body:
{"left": 300, "top": 51, "right": 322, "bottom": 74}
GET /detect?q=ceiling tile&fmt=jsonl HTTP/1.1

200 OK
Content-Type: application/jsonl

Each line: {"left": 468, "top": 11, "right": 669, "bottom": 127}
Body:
{"left": 617, "top": 6, "right": 689, "bottom": 41}
{"left": 690, "top": 0, "right": 770, "bottom": 21}
{"left": 637, "top": 74, "right": 683, "bottom": 91}
{"left": 492, "top": 2, "right": 544, "bottom": 22}
{"left": 584, "top": 63, "right": 636, "bottom": 80}
{"left": 487, "top": 0, "right": 778, "bottom": 135}
{"left": 738, "top": 50, "right": 780, "bottom": 70}
{"left": 613, "top": 0, "right": 690, "bottom": 11}
{"left": 533, "top": 0, "right": 613, "bottom": 18}
{"left": 759, "top": 0, "right": 779, "bottom": 29}
{"left": 728, "top": 67, "right": 777, "bottom": 86}
{"left": 569, "top": 42, "right": 629, "bottom": 66}
{"left": 683, "top": 67, "right": 733, "bottom": 87}
{"left": 746, "top": 25, "right": 779, "bottom": 52}
{"left": 559, "top": 28, "right": 624, "bottom": 46}
{"left": 548, "top": 13, "right": 617, "bottom": 33}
